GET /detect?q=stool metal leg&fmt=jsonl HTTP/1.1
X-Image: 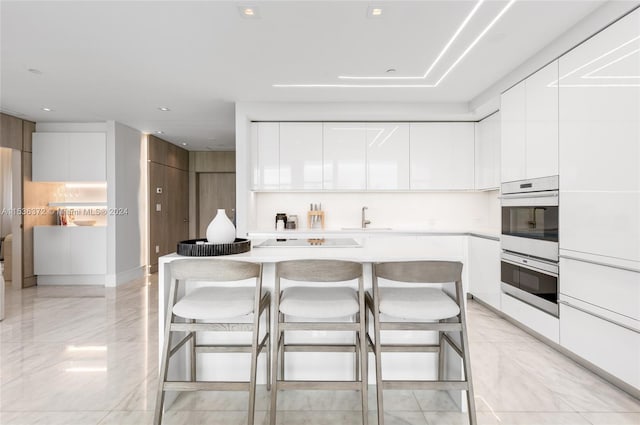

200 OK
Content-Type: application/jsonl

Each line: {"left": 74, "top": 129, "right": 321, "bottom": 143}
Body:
{"left": 153, "top": 278, "right": 179, "bottom": 425}
{"left": 457, "top": 282, "right": 477, "bottom": 425}
{"left": 190, "top": 319, "right": 196, "bottom": 382}
{"left": 372, "top": 301, "right": 384, "bottom": 425}
{"left": 248, "top": 306, "right": 261, "bottom": 425}
{"left": 266, "top": 298, "right": 272, "bottom": 392}
{"left": 358, "top": 281, "right": 369, "bottom": 425}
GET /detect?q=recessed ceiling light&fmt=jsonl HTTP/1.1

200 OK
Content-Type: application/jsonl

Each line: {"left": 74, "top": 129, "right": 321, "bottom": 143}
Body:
{"left": 42, "top": 107, "right": 53, "bottom": 112}
{"left": 155, "top": 131, "right": 164, "bottom": 135}
{"left": 28, "top": 68, "right": 43, "bottom": 75}
{"left": 240, "top": 6, "right": 259, "bottom": 18}
{"left": 368, "top": 6, "right": 383, "bottom": 18}
{"left": 181, "top": 142, "right": 188, "bottom": 146}
{"left": 386, "top": 68, "right": 396, "bottom": 73}
{"left": 158, "top": 107, "right": 170, "bottom": 112}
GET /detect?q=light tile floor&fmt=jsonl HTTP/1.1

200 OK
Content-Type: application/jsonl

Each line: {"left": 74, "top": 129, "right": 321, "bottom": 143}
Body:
{"left": 1, "top": 274, "right": 638, "bottom": 425}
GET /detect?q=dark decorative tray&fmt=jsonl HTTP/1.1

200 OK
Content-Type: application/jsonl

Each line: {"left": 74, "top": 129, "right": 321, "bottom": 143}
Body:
{"left": 177, "top": 238, "right": 251, "bottom": 256}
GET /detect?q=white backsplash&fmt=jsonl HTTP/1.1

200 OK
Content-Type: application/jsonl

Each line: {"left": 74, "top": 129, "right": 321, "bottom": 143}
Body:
{"left": 251, "top": 191, "right": 500, "bottom": 232}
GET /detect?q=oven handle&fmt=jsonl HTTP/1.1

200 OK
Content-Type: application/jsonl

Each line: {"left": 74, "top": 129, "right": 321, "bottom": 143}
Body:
{"left": 499, "top": 191, "right": 559, "bottom": 200}
{"left": 558, "top": 300, "right": 640, "bottom": 334}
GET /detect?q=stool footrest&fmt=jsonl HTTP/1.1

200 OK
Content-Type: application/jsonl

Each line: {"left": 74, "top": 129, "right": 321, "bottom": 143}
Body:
{"left": 380, "top": 322, "right": 462, "bottom": 331}
{"left": 280, "top": 322, "right": 360, "bottom": 331}
{"left": 171, "top": 323, "right": 254, "bottom": 332}
{"left": 382, "top": 380, "right": 469, "bottom": 391}
{"left": 375, "top": 344, "right": 440, "bottom": 353}
{"left": 276, "top": 380, "right": 362, "bottom": 390}
{"left": 284, "top": 344, "right": 357, "bottom": 353}
{"left": 163, "top": 381, "right": 250, "bottom": 391}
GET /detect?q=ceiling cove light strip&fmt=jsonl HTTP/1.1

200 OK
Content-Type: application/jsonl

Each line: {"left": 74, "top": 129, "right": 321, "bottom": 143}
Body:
{"left": 273, "top": 0, "right": 516, "bottom": 88}
{"left": 339, "top": 0, "right": 485, "bottom": 80}
{"left": 581, "top": 48, "right": 640, "bottom": 79}
{"left": 549, "top": 35, "right": 640, "bottom": 87}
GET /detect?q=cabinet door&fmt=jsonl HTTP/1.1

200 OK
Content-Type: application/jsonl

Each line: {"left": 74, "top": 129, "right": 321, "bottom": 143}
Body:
{"left": 323, "top": 123, "right": 366, "bottom": 190}
{"left": 34, "top": 227, "right": 70, "bottom": 274}
{"left": 559, "top": 9, "right": 640, "bottom": 261}
{"left": 32, "top": 133, "right": 69, "bottom": 181}
{"left": 255, "top": 123, "right": 279, "bottom": 190}
{"left": 500, "top": 82, "right": 526, "bottom": 183}
{"left": 279, "top": 123, "right": 323, "bottom": 190}
{"left": 525, "top": 60, "right": 559, "bottom": 179}
{"left": 560, "top": 304, "right": 640, "bottom": 389}
{"left": 70, "top": 227, "right": 107, "bottom": 274}
{"left": 68, "top": 133, "right": 106, "bottom": 181}
{"left": 475, "top": 112, "right": 501, "bottom": 190}
{"left": 410, "top": 123, "right": 474, "bottom": 190}
{"left": 367, "top": 123, "right": 410, "bottom": 190}
{"left": 468, "top": 236, "right": 501, "bottom": 311}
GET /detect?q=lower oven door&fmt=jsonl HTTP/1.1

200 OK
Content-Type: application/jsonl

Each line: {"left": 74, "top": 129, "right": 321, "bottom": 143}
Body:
{"left": 501, "top": 253, "right": 559, "bottom": 317}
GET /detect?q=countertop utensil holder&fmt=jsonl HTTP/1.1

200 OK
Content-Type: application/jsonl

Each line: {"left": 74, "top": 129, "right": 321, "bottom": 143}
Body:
{"left": 307, "top": 211, "right": 325, "bottom": 229}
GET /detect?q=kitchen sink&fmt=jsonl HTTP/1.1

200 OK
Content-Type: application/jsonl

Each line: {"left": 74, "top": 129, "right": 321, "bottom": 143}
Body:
{"left": 341, "top": 227, "right": 393, "bottom": 231}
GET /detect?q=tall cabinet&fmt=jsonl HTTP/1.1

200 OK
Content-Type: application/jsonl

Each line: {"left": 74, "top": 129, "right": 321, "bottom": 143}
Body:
{"left": 557, "top": 8, "right": 640, "bottom": 391}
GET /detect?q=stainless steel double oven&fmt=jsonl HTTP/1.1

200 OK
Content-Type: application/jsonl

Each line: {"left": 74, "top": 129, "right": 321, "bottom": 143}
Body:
{"left": 501, "top": 176, "right": 559, "bottom": 317}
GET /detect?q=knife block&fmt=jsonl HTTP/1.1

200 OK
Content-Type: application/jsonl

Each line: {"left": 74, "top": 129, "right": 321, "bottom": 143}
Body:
{"left": 307, "top": 211, "right": 325, "bottom": 229}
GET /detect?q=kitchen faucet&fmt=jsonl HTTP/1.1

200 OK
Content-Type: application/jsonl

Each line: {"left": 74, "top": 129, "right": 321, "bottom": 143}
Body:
{"left": 361, "top": 206, "right": 371, "bottom": 229}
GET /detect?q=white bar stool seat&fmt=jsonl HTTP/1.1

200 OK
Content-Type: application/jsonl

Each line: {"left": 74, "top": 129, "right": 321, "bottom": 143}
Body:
{"left": 173, "top": 286, "right": 264, "bottom": 320}
{"left": 279, "top": 286, "right": 359, "bottom": 319}
{"left": 376, "top": 287, "right": 460, "bottom": 321}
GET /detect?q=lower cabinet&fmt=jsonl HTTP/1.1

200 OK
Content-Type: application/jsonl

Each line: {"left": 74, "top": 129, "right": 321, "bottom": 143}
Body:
{"left": 560, "top": 303, "right": 640, "bottom": 390}
{"left": 468, "top": 236, "right": 501, "bottom": 311}
{"left": 501, "top": 292, "right": 560, "bottom": 343}
{"left": 34, "top": 226, "right": 107, "bottom": 275}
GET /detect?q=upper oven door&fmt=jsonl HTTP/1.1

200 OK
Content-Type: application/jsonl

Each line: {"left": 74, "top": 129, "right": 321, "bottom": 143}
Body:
{"left": 501, "top": 203, "right": 559, "bottom": 242}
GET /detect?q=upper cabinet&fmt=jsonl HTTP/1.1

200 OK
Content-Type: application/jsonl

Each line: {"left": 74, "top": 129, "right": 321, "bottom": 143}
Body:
{"left": 475, "top": 112, "right": 501, "bottom": 190}
{"left": 501, "top": 60, "right": 559, "bottom": 183}
{"left": 253, "top": 122, "right": 280, "bottom": 190}
{"left": 323, "top": 123, "right": 366, "bottom": 190}
{"left": 32, "top": 132, "right": 106, "bottom": 182}
{"left": 367, "top": 123, "right": 410, "bottom": 190}
{"left": 279, "top": 123, "right": 323, "bottom": 190}
{"left": 410, "top": 122, "right": 475, "bottom": 190}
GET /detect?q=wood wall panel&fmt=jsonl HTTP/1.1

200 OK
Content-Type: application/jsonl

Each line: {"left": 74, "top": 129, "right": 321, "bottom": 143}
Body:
{"left": 0, "top": 113, "right": 22, "bottom": 150}
{"left": 194, "top": 151, "right": 236, "bottom": 173}
{"left": 22, "top": 121, "right": 34, "bottom": 152}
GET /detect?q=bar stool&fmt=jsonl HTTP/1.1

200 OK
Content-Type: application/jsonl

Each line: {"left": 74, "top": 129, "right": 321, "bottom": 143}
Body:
{"left": 270, "top": 259, "right": 368, "bottom": 425}
{"left": 367, "top": 261, "right": 476, "bottom": 425}
{"left": 154, "top": 259, "right": 270, "bottom": 425}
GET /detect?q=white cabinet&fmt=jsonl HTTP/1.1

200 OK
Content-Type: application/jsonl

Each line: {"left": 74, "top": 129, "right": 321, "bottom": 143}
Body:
{"left": 323, "top": 123, "right": 366, "bottom": 190}
{"left": 34, "top": 226, "right": 107, "bottom": 275}
{"left": 500, "top": 82, "right": 526, "bottom": 183}
{"left": 559, "top": 8, "right": 640, "bottom": 263}
{"left": 525, "top": 61, "right": 559, "bottom": 179}
{"left": 468, "top": 236, "right": 501, "bottom": 311}
{"left": 253, "top": 122, "right": 279, "bottom": 190}
{"left": 279, "top": 123, "right": 323, "bottom": 190}
{"left": 33, "top": 132, "right": 106, "bottom": 182}
{"left": 502, "top": 292, "right": 559, "bottom": 343}
{"left": 560, "top": 303, "right": 640, "bottom": 390}
{"left": 500, "top": 60, "right": 558, "bottom": 183}
{"left": 474, "top": 112, "right": 501, "bottom": 190}
{"left": 367, "top": 123, "right": 410, "bottom": 190}
{"left": 410, "top": 123, "right": 475, "bottom": 190}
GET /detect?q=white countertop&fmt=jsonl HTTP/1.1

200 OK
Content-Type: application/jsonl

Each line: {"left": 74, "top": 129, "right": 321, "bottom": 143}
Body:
{"left": 247, "top": 227, "right": 500, "bottom": 241}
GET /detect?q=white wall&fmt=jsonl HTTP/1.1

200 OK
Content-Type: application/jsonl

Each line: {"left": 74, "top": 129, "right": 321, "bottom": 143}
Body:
{"left": 253, "top": 191, "right": 499, "bottom": 232}
{"left": 110, "top": 122, "right": 145, "bottom": 285}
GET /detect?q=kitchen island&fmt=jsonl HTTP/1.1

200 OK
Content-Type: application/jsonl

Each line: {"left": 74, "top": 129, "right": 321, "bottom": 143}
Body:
{"left": 158, "top": 233, "right": 494, "bottom": 409}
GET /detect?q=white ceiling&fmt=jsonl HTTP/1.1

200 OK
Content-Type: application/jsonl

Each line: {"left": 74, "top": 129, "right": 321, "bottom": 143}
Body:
{"left": 0, "top": 0, "right": 607, "bottom": 150}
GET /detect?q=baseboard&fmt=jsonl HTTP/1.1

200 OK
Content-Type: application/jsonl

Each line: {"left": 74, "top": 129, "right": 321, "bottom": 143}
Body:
{"left": 37, "top": 275, "right": 107, "bottom": 285}
{"left": 470, "top": 295, "right": 640, "bottom": 401}
{"left": 105, "top": 266, "right": 145, "bottom": 287}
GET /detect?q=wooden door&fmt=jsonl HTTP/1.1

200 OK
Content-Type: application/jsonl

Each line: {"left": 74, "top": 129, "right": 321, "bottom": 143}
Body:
{"left": 197, "top": 173, "right": 236, "bottom": 238}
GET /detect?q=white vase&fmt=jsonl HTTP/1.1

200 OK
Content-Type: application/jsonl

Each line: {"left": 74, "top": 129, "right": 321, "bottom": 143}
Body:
{"left": 206, "top": 209, "right": 236, "bottom": 244}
